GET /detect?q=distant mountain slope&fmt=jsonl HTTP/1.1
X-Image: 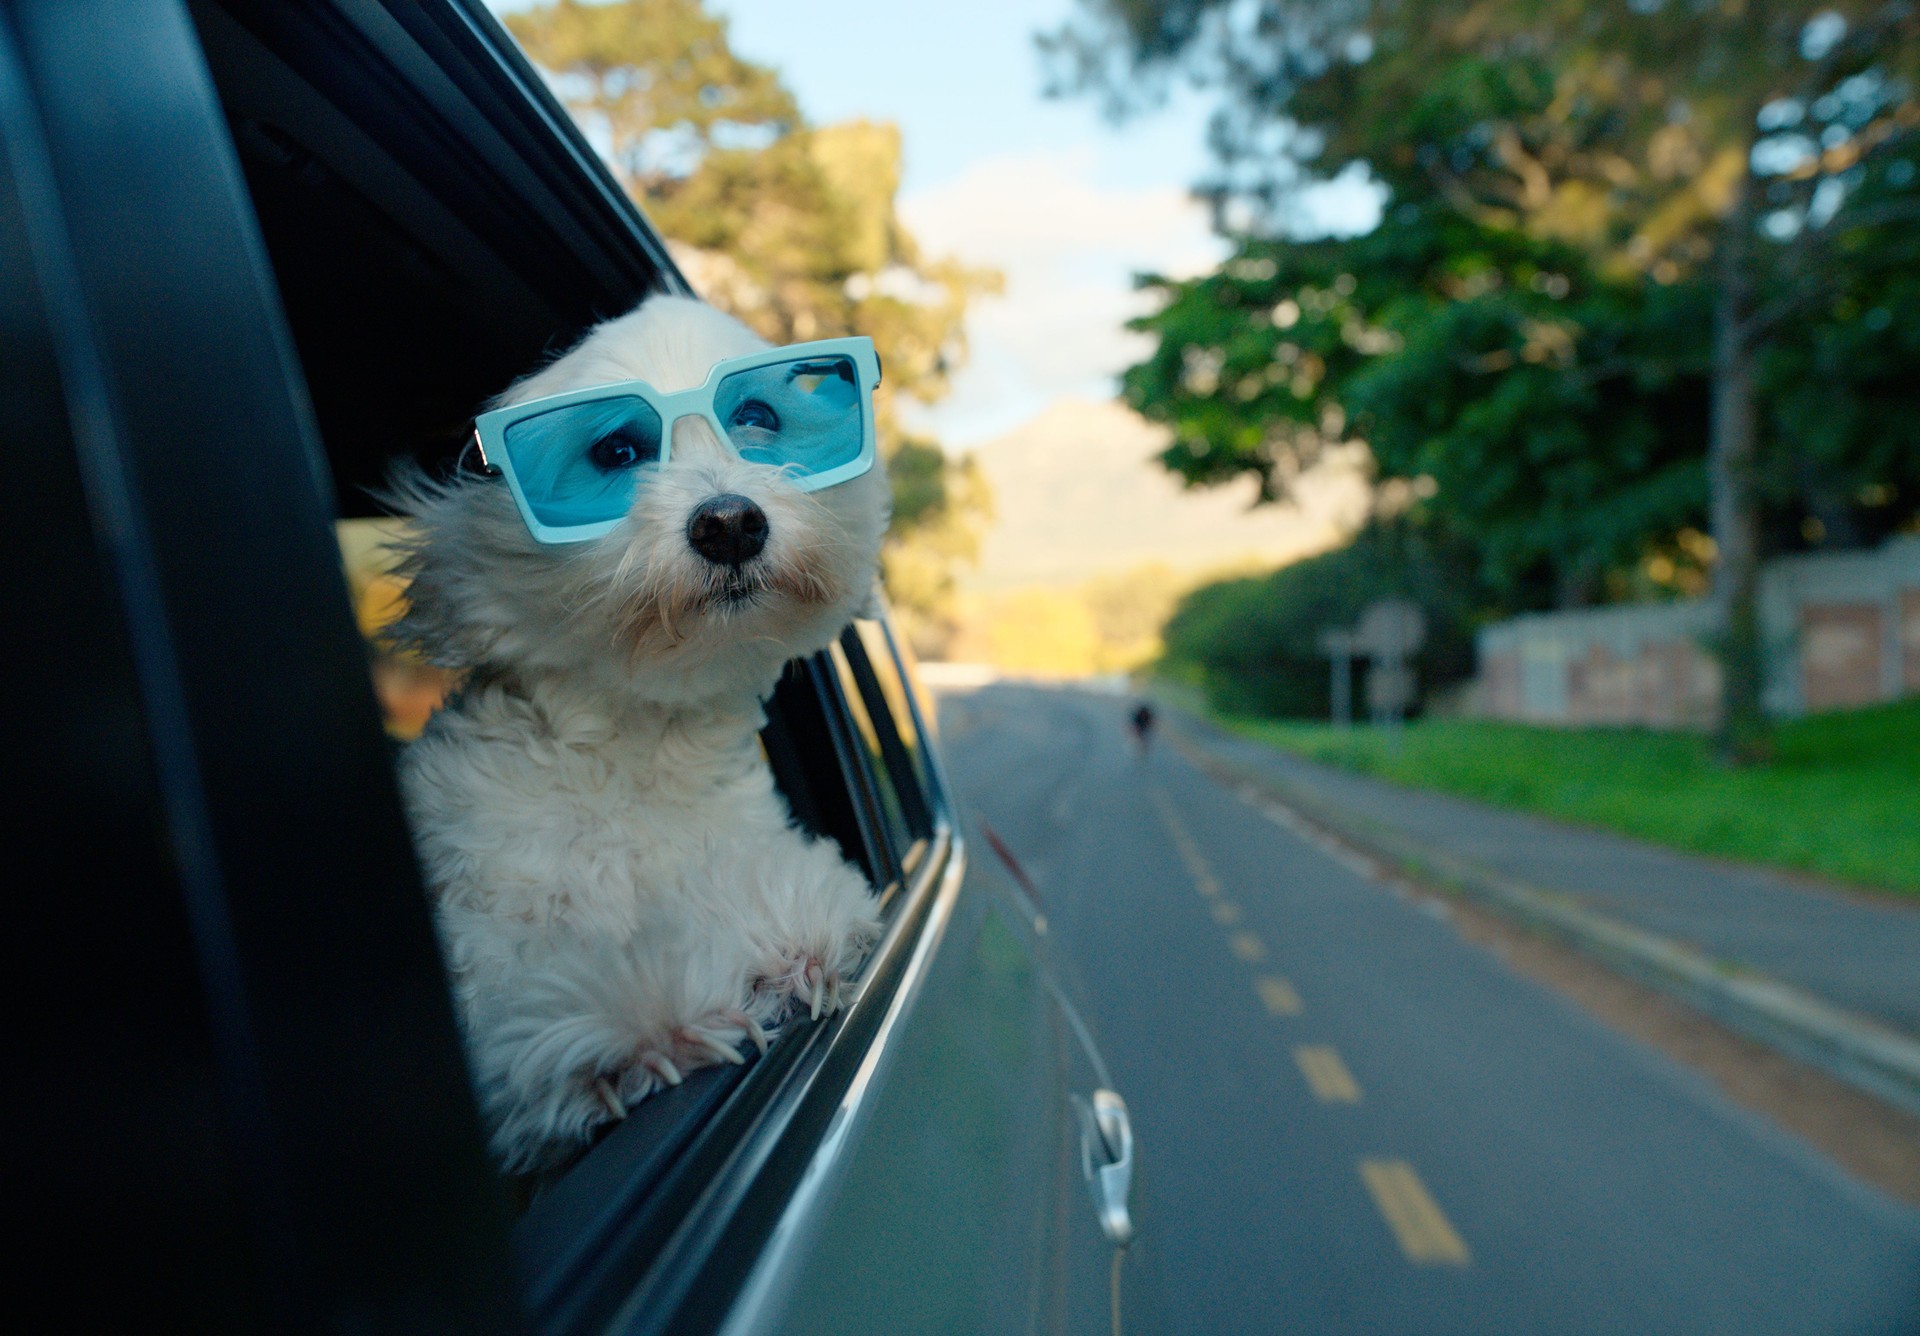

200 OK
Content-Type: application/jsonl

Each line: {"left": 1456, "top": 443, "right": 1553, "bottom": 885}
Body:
{"left": 959, "top": 397, "right": 1369, "bottom": 591}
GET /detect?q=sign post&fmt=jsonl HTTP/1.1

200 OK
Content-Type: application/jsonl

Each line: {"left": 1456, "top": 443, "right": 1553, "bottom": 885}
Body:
{"left": 1316, "top": 628, "right": 1356, "bottom": 727}
{"left": 1354, "top": 599, "right": 1428, "bottom": 732}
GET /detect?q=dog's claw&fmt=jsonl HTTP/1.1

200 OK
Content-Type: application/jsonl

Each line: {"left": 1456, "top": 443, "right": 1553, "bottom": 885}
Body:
{"left": 688, "top": 1029, "right": 745, "bottom": 1065}
{"left": 803, "top": 960, "right": 830, "bottom": 1019}
{"left": 727, "top": 1009, "right": 771, "bottom": 1055}
{"left": 642, "top": 1052, "right": 683, "bottom": 1086}
{"left": 755, "top": 954, "right": 843, "bottom": 1024}
{"left": 595, "top": 1077, "right": 628, "bottom": 1121}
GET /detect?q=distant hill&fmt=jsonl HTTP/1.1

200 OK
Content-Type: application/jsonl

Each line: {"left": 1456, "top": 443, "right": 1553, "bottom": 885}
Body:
{"left": 958, "top": 397, "right": 1369, "bottom": 591}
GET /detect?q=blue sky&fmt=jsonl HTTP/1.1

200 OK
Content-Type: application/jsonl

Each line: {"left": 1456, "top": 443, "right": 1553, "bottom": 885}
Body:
{"left": 708, "top": 0, "right": 1219, "bottom": 198}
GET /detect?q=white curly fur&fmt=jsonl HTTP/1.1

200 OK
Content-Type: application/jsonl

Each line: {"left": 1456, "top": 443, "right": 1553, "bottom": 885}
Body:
{"left": 387, "top": 297, "right": 887, "bottom": 1171}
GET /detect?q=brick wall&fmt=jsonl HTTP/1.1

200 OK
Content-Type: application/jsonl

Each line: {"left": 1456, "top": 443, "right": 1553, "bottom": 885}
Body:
{"left": 1903, "top": 590, "right": 1920, "bottom": 695}
{"left": 1469, "top": 536, "right": 1919, "bottom": 726}
{"left": 1800, "top": 603, "right": 1884, "bottom": 712}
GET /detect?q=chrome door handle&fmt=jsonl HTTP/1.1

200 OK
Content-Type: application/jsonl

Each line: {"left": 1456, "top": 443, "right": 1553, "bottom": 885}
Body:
{"left": 1075, "top": 1088, "right": 1134, "bottom": 1247}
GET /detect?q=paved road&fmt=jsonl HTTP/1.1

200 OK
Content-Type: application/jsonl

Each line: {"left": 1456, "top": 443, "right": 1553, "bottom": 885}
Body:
{"left": 1180, "top": 715, "right": 1920, "bottom": 1035}
{"left": 938, "top": 684, "right": 1920, "bottom": 1336}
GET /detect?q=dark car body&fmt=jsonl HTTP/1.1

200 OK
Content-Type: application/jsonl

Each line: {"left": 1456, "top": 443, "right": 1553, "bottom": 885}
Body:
{"left": 1, "top": 1, "right": 1132, "bottom": 1331}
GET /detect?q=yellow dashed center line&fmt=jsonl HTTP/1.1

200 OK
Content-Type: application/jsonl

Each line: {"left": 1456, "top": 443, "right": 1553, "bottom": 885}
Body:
{"left": 1152, "top": 790, "right": 1223, "bottom": 898}
{"left": 1293, "top": 1045, "right": 1362, "bottom": 1102}
{"left": 1157, "top": 792, "right": 1457, "bottom": 1273}
{"left": 1155, "top": 789, "right": 1301, "bottom": 1012}
{"left": 1359, "top": 1160, "right": 1471, "bottom": 1266}
{"left": 1256, "top": 975, "right": 1304, "bottom": 1016}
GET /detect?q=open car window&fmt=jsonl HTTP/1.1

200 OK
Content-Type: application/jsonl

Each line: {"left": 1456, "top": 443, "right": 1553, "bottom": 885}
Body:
{"left": 166, "top": 3, "right": 958, "bottom": 1331}
{"left": 17, "top": 0, "right": 969, "bottom": 1329}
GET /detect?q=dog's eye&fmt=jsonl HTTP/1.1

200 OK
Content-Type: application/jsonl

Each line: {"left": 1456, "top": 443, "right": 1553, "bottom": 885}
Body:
{"left": 588, "top": 425, "right": 658, "bottom": 473}
{"left": 730, "top": 399, "right": 780, "bottom": 433}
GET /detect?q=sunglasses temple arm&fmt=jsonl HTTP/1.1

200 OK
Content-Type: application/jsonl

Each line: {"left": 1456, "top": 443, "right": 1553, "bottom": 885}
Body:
{"left": 463, "top": 429, "right": 501, "bottom": 477}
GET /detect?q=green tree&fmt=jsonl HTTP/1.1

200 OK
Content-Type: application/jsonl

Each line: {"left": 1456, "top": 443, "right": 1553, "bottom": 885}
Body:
{"left": 1049, "top": 0, "right": 1920, "bottom": 759}
{"left": 500, "top": 0, "right": 797, "bottom": 192}
{"left": 1126, "top": 211, "right": 1710, "bottom": 609}
{"left": 507, "top": 0, "right": 998, "bottom": 652}
{"left": 1159, "top": 518, "right": 1488, "bottom": 719}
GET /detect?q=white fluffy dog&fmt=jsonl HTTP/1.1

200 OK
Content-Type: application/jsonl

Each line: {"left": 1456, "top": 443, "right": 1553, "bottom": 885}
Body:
{"left": 387, "top": 296, "right": 887, "bottom": 1171}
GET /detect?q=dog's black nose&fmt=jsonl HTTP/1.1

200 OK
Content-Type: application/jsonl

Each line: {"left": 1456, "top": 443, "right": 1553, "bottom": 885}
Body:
{"left": 687, "top": 493, "right": 769, "bottom": 567}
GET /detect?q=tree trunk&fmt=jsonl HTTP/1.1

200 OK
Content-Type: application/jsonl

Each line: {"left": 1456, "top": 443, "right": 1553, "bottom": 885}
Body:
{"left": 1707, "top": 177, "right": 1769, "bottom": 764}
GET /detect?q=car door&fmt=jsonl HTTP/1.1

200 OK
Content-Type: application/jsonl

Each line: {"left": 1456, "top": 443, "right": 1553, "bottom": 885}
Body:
{"left": 0, "top": 2, "right": 522, "bottom": 1329}
{"left": 720, "top": 620, "right": 1137, "bottom": 1336}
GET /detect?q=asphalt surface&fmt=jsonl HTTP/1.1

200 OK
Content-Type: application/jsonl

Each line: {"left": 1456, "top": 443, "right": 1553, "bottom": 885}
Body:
{"left": 937, "top": 683, "right": 1920, "bottom": 1336}
{"left": 1181, "top": 717, "right": 1920, "bottom": 1036}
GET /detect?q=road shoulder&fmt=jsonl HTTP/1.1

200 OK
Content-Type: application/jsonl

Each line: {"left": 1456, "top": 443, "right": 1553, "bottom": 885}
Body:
{"left": 1163, "top": 711, "right": 1920, "bottom": 1207}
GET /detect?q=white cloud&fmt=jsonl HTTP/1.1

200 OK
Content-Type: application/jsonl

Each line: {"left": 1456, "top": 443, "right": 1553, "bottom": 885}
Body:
{"left": 903, "top": 147, "right": 1217, "bottom": 261}
{"left": 898, "top": 149, "right": 1229, "bottom": 447}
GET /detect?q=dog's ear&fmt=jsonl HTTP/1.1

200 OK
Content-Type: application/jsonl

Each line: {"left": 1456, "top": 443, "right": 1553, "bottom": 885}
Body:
{"left": 372, "top": 459, "right": 525, "bottom": 670}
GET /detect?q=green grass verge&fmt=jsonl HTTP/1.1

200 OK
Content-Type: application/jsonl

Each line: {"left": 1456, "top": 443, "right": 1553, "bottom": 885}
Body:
{"left": 1216, "top": 698, "right": 1920, "bottom": 897}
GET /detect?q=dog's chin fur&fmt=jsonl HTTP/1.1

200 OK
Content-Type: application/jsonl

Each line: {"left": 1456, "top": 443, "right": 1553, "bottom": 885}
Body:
{"left": 387, "top": 297, "right": 887, "bottom": 1170}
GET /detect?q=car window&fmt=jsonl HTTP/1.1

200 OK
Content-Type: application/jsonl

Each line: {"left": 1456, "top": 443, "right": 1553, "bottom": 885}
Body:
{"left": 853, "top": 617, "right": 942, "bottom": 815}
{"left": 164, "top": 7, "right": 958, "bottom": 1329}
{"left": 762, "top": 655, "right": 891, "bottom": 887}
{"left": 829, "top": 620, "right": 936, "bottom": 875}
{"left": 827, "top": 639, "right": 913, "bottom": 859}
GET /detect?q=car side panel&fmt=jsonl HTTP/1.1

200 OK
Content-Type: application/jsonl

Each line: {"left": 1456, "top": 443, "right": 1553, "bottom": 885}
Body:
{"left": 761, "top": 862, "right": 1067, "bottom": 1335}
{"left": 735, "top": 828, "right": 1149, "bottom": 1336}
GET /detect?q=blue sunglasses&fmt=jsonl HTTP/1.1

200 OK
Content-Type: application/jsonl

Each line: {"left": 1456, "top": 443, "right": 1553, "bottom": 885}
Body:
{"left": 472, "top": 336, "right": 881, "bottom": 545}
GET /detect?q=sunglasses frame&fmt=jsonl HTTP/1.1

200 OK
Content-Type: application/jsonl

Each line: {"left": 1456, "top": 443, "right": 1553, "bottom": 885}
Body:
{"left": 472, "top": 336, "right": 881, "bottom": 545}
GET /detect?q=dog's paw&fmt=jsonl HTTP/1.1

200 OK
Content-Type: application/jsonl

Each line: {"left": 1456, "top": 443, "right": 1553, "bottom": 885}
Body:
{"left": 754, "top": 952, "right": 846, "bottom": 1022}
{"left": 596, "top": 1009, "right": 772, "bottom": 1119}
{"left": 669, "top": 1007, "right": 772, "bottom": 1069}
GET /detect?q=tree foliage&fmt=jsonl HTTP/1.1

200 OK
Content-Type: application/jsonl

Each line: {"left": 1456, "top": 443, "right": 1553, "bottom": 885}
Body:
{"left": 1051, "top": 0, "right": 1920, "bottom": 748}
{"left": 503, "top": 0, "right": 796, "bottom": 191}
{"left": 1158, "top": 518, "right": 1488, "bottom": 718}
{"left": 1127, "top": 208, "right": 1711, "bottom": 606}
{"left": 507, "top": 0, "right": 998, "bottom": 649}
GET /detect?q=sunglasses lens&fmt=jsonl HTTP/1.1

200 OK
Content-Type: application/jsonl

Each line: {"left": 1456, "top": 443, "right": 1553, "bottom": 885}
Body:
{"left": 500, "top": 396, "right": 665, "bottom": 529}
{"left": 715, "top": 354, "right": 865, "bottom": 481}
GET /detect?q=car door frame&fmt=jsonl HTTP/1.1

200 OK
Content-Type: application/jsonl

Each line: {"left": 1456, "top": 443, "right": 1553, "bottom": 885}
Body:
{"left": 0, "top": 2, "right": 1021, "bottom": 1336}
{"left": 2, "top": 0, "right": 972, "bottom": 1331}
{"left": 1, "top": 0, "right": 522, "bottom": 1327}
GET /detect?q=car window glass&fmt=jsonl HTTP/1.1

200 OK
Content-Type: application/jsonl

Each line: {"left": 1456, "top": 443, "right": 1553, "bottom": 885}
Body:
{"left": 831, "top": 622, "right": 941, "bottom": 879}
{"left": 852, "top": 617, "right": 940, "bottom": 812}
{"left": 762, "top": 656, "right": 882, "bottom": 882}
{"left": 827, "top": 636, "right": 917, "bottom": 864}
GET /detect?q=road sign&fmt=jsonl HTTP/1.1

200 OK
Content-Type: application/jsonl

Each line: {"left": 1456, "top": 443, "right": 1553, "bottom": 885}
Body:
{"left": 1317, "top": 628, "right": 1357, "bottom": 726}
{"left": 1355, "top": 599, "right": 1427, "bottom": 658}
{"left": 1366, "top": 663, "right": 1416, "bottom": 717}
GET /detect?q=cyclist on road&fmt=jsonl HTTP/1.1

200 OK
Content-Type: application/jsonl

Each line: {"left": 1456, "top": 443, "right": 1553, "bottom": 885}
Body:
{"left": 1129, "top": 701, "right": 1156, "bottom": 755}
